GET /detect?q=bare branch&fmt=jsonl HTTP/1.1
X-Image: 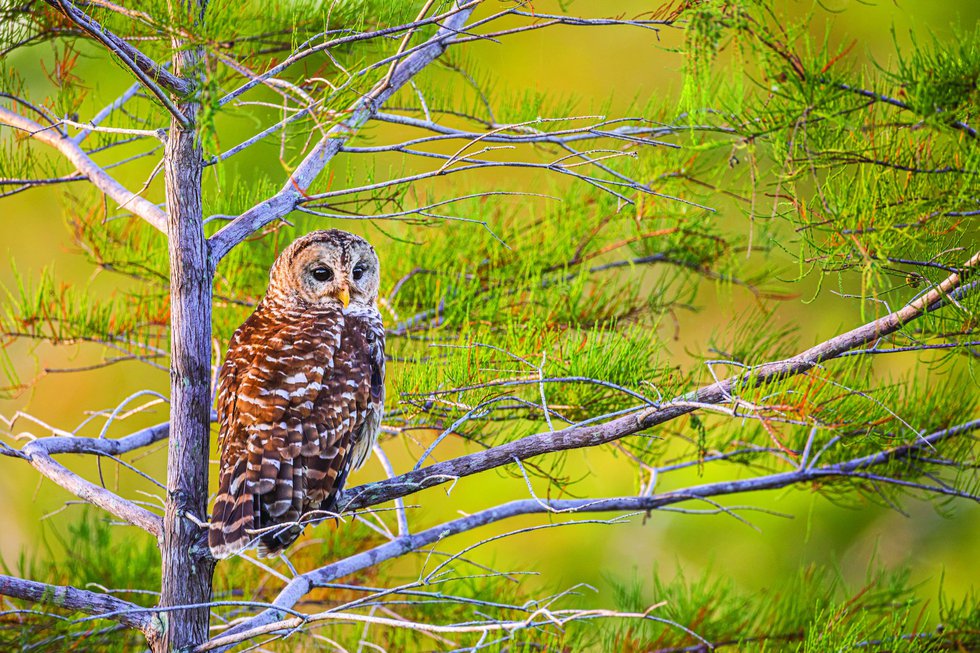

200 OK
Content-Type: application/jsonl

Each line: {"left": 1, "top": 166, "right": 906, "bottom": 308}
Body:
{"left": 201, "top": 603, "right": 672, "bottom": 652}
{"left": 372, "top": 443, "right": 409, "bottom": 538}
{"left": 831, "top": 80, "right": 977, "bottom": 139}
{"left": 215, "top": 1, "right": 482, "bottom": 108}
{"left": 451, "top": 10, "right": 670, "bottom": 44}
{"left": 3, "top": 420, "right": 172, "bottom": 458}
{"left": 207, "top": 1, "right": 479, "bottom": 263}
{"left": 0, "top": 105, "right": 169, "bottom": 232}
{"left": 203, "top": 247, "right": 979, "bottom": 646}
{"left": 364, "top": 113, "right": 692, "bottom": 149}
{"left": 0, "top": 92, "right": 64, "bottom": 133}
{"left": 204, "top": 417, "right": 977, "bottom": 650}
{"left": 0, "top": 417, "right": 197, "bottom": 540}
{"left": 204, "top": 101, "right": 321, "bottom": 167}
{"left": 19, "top": 441, "right": 164, "bottom": 538}
{"left": 0, "top": 173, "right": 86, "bottom": 198}
{"left": 59, "top": 117, "right": 164, "bottom": 139}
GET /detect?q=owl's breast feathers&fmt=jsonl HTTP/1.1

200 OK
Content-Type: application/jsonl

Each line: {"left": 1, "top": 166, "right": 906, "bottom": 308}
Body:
{"left": 209, "top": 300, "right": 385, "bottom": 559}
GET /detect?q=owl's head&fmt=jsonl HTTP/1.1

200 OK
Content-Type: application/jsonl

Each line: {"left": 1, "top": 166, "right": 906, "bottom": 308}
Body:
{"left": 268, "top": 230, "right": 381, "bottom": 309}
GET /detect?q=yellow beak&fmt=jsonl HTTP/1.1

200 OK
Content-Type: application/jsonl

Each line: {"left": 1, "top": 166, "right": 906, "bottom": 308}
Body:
{"left": 338, "top": 285, "right": 350, "bottom": 307}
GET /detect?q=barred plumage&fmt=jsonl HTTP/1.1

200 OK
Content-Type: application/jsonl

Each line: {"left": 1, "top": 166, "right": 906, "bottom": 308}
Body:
{"left": 209, "top": 230, "right": 385, "bottom": 559}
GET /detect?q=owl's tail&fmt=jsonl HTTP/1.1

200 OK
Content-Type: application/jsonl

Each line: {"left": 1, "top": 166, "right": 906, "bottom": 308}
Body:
{"left": 209, "top": 461, "right": 255, "bottom": 559}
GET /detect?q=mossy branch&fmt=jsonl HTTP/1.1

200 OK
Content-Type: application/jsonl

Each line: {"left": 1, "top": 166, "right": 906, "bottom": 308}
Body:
{"left": 0, "top": 574, "right": 158, "bottom": 640}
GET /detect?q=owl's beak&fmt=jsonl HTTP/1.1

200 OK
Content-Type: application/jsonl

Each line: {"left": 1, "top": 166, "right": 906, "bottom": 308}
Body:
{"left": 337, "top": 285, "right": 350, "bottom": 307}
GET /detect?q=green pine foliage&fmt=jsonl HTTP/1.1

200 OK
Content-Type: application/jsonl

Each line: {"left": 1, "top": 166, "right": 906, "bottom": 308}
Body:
{"left": 1, "top": 0, "right": 978, "bottom": 650}
{"left": 578, "top": 564, "right": 980, "bottom": 652}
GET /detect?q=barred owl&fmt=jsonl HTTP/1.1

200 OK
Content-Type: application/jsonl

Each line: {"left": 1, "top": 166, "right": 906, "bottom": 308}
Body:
{"left": 209, "top": 229, "right": 386, "bottom": 559}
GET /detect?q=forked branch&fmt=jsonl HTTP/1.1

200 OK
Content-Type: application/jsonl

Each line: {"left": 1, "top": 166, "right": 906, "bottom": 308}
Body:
{"left": 13, "top": 440, "right": 163, "bottom": 538}
{"left": 202, "top": 254, "right": 979, "bottom": 650}
{"left": 206, "top": 417, "right": 978, "bottom": 650}
{"left": 42, "top": 0, "right": 192, "bottom": 126}
{"left": 207, "top": 1, "right": 479, "bottom": 263}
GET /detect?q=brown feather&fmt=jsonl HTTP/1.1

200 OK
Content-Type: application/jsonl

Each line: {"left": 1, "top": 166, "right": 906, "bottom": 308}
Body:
{"left": 209, "top": 231, "right": 386, "bottom": 559}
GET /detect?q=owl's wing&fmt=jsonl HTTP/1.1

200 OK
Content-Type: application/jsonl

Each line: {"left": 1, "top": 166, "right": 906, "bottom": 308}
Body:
{"left": 209, "top": 307, "right": 386, "bottom": 559}
{"left": 210, "top": 313, "right": 262, "bottom": 559}
{"left": 347, "top": 317, "right": 386, "bottom": 473}
{"left": 209, "top": 307, "right": 342, "bottom": 558}
{"left": 307, "top": 313, "right": 386, "bottom": 515}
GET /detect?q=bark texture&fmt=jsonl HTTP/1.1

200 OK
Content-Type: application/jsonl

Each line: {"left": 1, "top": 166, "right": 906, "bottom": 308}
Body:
{"left": 159, "top": 35, "right": 215, "bottom": 653}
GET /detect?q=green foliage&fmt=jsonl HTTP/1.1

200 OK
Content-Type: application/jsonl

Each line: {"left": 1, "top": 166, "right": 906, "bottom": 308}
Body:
{"left": 0, "top": 264, "right": 164, "bottom": 345}
{"left": 3, "top": 515, "right": 978, "bottom": 651}
{"left": 1, "top": 1, "right": 978, "bottom": 651}
{"left": 575, "top": 563, "right": 980, "bottom": 652}
{"left": 894, "top": 23, "right": 980, "bottom": 125}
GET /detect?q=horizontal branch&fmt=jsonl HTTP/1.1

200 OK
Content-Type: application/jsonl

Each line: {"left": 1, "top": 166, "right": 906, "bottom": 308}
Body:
{"left": 340, "top": 250, "right": 980, "bottom": 510}
{"left": 17, "top": 420, "right": 172, "bottom": 457}
{"left": 0, "top": 105, "right": 169, "bottom": 232}
{"left": 355, "top": 113, "right": 692, "bottom": 149}
{"left": 202, "top": 603, "right": 669, "bottom": 652}
{"left": 3, "top": 409, "right": 224, "bottom": 541}
{"left": 0, "top": 415, "right": 220, "bottom": 541}
{"left": 207, "top": 1, "right": 478, "bottom": 263}
{"left": 0, "top": 173, "right": 86, "bottom": 199}
{"left": 831, "top": 81, "right": 977, "bottom": 140}
{"left": 0, "top": 573, "right": 155, "bottom": 635}
{"left": 300, "top": 154, "right": 702, "bottom": 212}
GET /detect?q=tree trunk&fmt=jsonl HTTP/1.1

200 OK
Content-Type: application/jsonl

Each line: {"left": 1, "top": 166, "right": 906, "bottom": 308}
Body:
{"left": 158, "top": 32, "right": 215, "bottom": 653}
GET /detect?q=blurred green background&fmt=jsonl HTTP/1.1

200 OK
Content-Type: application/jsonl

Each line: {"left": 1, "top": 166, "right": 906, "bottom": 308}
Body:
{"left": 1, "top": 0, "right": 978, "bottom": 629}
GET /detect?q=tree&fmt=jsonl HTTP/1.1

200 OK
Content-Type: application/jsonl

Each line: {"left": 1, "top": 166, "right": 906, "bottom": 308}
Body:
{"left": 1, "top": 1, "right": 978, "bottom": 651}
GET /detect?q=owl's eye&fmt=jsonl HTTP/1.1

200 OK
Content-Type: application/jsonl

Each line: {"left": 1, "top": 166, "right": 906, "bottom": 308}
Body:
{"left": 311, "top": 267, "right": 333, "bottom": 282}
{"left": 352, "top": 264, "right": 366, "bottom": 281}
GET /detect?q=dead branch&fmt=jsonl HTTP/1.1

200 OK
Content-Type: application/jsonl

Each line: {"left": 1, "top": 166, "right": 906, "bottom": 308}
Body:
{"left": 42, "top": 0, "right": 192, "bottom": 125}
{"left": 20, "top": 441, "right": 163, "bottom": 538}
{"left": 341, "top": 250, "right": 980, "bottom": 510}
{"left": 205, "top": 418, "right": 978, "bottom": 650}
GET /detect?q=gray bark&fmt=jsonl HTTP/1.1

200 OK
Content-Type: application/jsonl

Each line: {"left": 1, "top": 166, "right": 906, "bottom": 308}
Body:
{"left": 159, "top": 35, "right": 215, "bottom": 653}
